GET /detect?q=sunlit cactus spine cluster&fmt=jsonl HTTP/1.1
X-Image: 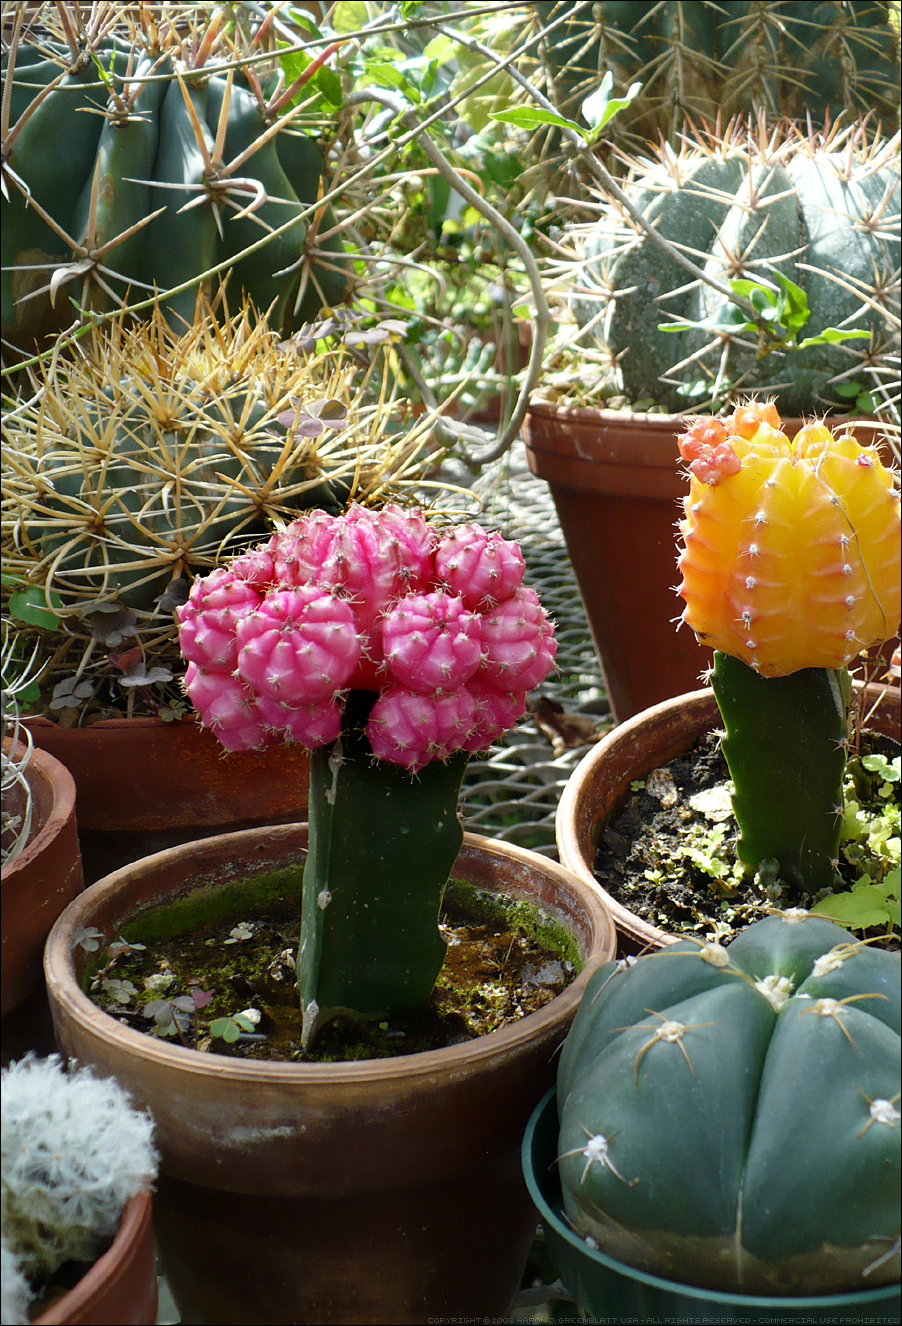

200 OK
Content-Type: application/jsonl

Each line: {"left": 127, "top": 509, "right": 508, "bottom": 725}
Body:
{"left": 571, "top": 118, "right": 900, "bottom": 417}
{"left": 533, "top": 0, "right": 900, "bottom": 140}
{"left": 1, "top": 303, "right": 438, "bottom": 717}
{"left": 1, "top": 2, "right": 347, "bottom": 352}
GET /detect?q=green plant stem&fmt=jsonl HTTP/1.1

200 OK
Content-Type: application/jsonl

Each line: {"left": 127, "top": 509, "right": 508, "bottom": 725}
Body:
{"left": 298, "top": 692, "right": 470, "bottom": 1049}
{"left": 344, "top": 87, "right": 551, "bottom": 469}
{"left": 711, "top": 652, "right": 851, "bottom": 898}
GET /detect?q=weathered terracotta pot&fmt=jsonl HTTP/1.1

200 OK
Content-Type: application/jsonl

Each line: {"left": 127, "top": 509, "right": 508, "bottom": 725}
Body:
{"left": 28, "top": 715, "right": 310, "bottom": 885}
{"left": 2, "top": 742, "right": 82, "bottom": 1020}
{"left": 44, "top": 825, "right": 616, "bottom": 1325}
{"left": 522, "top": 406, "right": 894, "bottom": 722}
{"left": 31, "top": 1191, "right": 158, "bottom": 1326}
{"left": 556, "top": 683, "right": 902, "bottom": 954}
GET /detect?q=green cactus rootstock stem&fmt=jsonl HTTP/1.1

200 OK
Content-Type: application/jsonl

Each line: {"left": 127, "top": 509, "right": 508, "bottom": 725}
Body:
{"left": 298, "top": 692, "right": 470, "bottom": 1048}
{"left": 711, "top": 652, "right": 851, "bottom": 897}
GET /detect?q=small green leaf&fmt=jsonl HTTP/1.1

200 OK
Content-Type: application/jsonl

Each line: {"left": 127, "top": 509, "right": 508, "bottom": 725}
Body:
{"left": 799, "top": 328, "right": 870, "bottom": 348}
{"left": 422, "top": 35, "right": 459, "bottom": 64}
{"left": 833, "top": 380, "right": 865, "bottom": 399}
{"left": 490, "top": 106, "right": 585, "bottom": 137}
{"left": 810, "top": 885, "right": 891, "bottom": 931}
{"left": 730, "top": 277, "right": 778, "bottom": 301}
{"left": 367, "top": 61, "right": 419, "bottom": 101}
{"left": 581, "top": 74, "right": 641, "bottom": 135}
{"left": 771, "top": 270, "right": 810, "bottom": 329}
{"left": 8, "top": 588, "right": 63, "bottom": 630}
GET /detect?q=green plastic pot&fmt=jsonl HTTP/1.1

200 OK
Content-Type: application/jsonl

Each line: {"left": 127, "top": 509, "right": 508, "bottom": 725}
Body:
{"left": 522, "top": 1088, "right": 901, "bottom": 1323}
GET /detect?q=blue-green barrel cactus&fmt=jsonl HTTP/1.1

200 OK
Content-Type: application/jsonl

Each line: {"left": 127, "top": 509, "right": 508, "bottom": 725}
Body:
{"left": 574, "top": 120, "right": 900, "bottom": 415}
{"left": 557, "top": 912, "right": 901, "bottom": 1295}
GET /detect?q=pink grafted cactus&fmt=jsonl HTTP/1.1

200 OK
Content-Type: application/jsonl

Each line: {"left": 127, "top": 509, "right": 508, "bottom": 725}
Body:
{"left": 366, "top": 686, "right": 478, "bottom": 772}
{"left": 177, "top": 506, "right": 557, "bottom": 766}
{"left": 255, "top": 695, "right": 343, "bottom": 748}
{"left": 267, "top": 505, "right": 437, "bottom": 690}
{"left": 382, "top": 592, "right": 483, "bottom": 694}
{"left": 235, "top": 586, "right": 360, "bottom": 706}
{"left": 477, "top": 586, "right": 558, "bottom": 692}
{"left": 177, "top": 569, "right": 261, "bottom": 674}
{"left": 461, "top": 680, "right": 528, "bottom": 753}
{"left": 434, "top": 525, "right": 525, "bottom": 608}
{"left": 182, "top": 664, "right": 274, "bottom": 752}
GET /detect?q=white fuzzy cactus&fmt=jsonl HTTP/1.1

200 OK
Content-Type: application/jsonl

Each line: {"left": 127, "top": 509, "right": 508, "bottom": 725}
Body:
{"left": 1, "top": 1234, "right": 31, "bottom": 1326}
{"left": 1, "top": 1055, "right": 157, "bottom": 1292}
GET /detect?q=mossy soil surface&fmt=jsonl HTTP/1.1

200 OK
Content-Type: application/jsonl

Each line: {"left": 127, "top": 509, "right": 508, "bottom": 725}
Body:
{"left": 88, "top": 880, "right": 578, "bottom": 1063}
{"left": 595, "top": 727, "right": 900, "bottom": 943}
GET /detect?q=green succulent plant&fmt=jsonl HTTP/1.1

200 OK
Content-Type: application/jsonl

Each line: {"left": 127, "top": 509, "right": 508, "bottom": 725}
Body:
{"left": 556, "top": 911, "right": 901, "bottom": 1295}
{"left": 564, "top": 116, "right": 900, "bottom": 417}
{"left": 1, "top": 2, "right": 348, "bottom": 353}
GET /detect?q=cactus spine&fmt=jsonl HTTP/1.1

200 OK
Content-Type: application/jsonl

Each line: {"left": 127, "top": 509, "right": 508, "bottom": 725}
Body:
{"left": 573, "top": 119, "right": 900, "bottom": 416}
{"left": 676, "top": 402, "right": 901, "bottom": 898}
{"left": 1, "top": 304, "right": 439, "bottom": 719}
{"left": 534, "top": 1, "right": 900, "bottom": 141}
{"left": 556, "top": 912, "right": 901, "bottom": 1295}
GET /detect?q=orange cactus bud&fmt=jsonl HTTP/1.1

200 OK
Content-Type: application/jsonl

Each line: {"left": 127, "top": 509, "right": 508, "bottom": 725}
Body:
{"left": 728, "top": 400, "right": 781, "bottom": 439}
{"left": 677, "top": 413, "right": 901, "bottom": 676}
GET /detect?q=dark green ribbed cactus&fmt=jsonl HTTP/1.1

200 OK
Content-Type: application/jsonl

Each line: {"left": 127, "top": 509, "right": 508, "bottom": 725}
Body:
{"left": 557, "top": 912, "right": 901, "bottom": 1295}
{"left": 1, "top": 4, "right": 347, "bottom": 351}
{"left": 534, "top": 1, "right": 900, "bottom": 139}
{"left": 573, "top": 118, "right": 900, "bottom": 414}
{"left": 299, "top": 694, "right": 470, "bottom": 1047}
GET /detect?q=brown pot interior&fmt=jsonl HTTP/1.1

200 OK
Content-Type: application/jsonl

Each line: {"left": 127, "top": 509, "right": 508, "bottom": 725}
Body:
{"left": 557, "top": 684, "right": 902, "bottom": 955}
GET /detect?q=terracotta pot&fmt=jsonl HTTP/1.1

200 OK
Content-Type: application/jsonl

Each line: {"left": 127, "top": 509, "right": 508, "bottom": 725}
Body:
{"left": 32, "top": 1191, "right": 158, "bottom": 1326}
{"left": 556, "top": 683, "right": 902, "bottom": 954}
{"left": 28, "top": 715, "right": 310, "bottom": 886}
{"left": 44, "top": 825, "right": 616, "bottom": 1325}
{"left": 2, "top": 742, "right": 82, "bottom": 1019}
{"left": 522, "top": 405, "right": 896, "bottom": 722}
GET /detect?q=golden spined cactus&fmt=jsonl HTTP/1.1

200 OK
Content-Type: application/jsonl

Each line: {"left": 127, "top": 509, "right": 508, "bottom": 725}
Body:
{"left": 676, "top": 403, "right": 900, "bottom": 678}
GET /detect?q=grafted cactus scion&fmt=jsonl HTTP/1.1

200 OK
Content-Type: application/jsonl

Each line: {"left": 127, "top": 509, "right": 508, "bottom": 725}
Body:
{"left": 676, "top": 400, "right": 900, "bottom": 896}
{"left": 177, "top": 506, "right": 557, "bottom": 1045}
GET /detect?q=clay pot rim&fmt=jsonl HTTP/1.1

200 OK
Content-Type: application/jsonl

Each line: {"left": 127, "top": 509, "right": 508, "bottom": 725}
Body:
{"left": 556, "top": 682, "right": 902, "bottom": 953}
{"left": 25, "top": 714, "right": 200, "bottom": 733}
{"left": 31, "top": 1190, "right": 154, "bottom": 1326}
{"left": 45, "top": 825, "right": 616, "bottom": 1087}
{"left": 526, "top": 401, "right": 686, "bottom": 428}
{"left": 2, "top": 742, "right": 77, "bottom": 880}
{"left": 556, "top": 688, "right": 715, "bottom": 951}
{"left": 525, "top": 400, "right": 885, "bottom": 431}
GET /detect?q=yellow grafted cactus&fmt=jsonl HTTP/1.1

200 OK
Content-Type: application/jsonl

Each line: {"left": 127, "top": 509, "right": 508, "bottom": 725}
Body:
{"left": 676, "top": 404, "right": 900, "bottom": 678}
